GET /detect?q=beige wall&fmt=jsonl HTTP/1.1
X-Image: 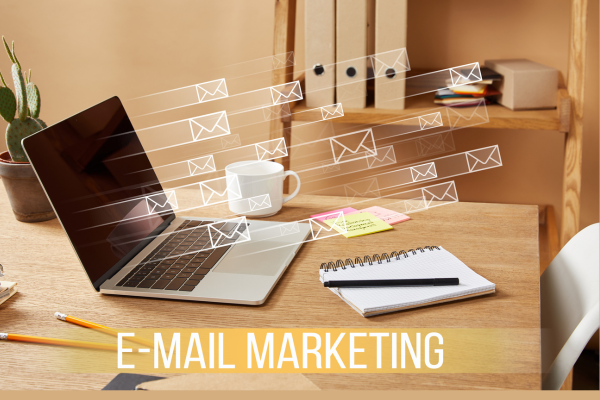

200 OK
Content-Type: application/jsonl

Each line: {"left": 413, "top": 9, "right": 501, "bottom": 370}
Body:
{"left": 0, "top": 0, "right": 597, "bottom": 230}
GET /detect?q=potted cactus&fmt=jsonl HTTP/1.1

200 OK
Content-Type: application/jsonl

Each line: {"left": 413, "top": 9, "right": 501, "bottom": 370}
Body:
{"left": 0, "top": 37, "right": 55, "bottom": 222}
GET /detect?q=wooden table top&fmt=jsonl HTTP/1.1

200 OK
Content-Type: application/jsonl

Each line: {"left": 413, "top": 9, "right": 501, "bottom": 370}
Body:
{"left": 0, "top": 181, "right": 540, "bottom": 390}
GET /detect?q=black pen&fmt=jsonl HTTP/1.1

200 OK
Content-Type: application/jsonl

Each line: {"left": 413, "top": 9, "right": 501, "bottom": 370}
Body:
{"left": 323, "top": 278, "right": 459, "bottom": 288}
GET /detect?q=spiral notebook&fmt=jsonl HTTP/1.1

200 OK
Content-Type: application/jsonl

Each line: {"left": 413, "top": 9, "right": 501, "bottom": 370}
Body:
{"left": 319, "top": 246, "right": 495, "bottom": 317}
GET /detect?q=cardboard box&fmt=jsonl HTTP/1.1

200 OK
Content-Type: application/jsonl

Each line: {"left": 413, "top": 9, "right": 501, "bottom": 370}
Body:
{"left": 484, "top": 59, "right": 558, "bottom": 110}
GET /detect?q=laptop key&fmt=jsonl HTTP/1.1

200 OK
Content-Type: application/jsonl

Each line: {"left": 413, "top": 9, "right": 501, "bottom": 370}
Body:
{"left": 182, "top": 267, "right": 197, "bottom": 273}
{"left": 137, "top": 279, "right": 156, "bottom": 288}
{"left": 178, "top": 285, "right": 196, "bottom": 292}
{"left": 147, "top": 274, "right": 162, "bottom": 280}
{"left": 165, "top": 278, "right": 187, "bottom": 290}
{"left": 193, "top": 269, "right": 209, "bottom": 276}
{"left": 151, "top": 279, "right": 171, "bottom": 289}
{"left": 123, "top": 281, "right": 139, "bottom": 287}
{"left": 162, "top": 274, "right": 176, "bottom": 280}
{"left": 185, "top": 279, "right": 201, "bottom": 286}
{"left": 177, "top": 273, "right": 192, "bottom": 278}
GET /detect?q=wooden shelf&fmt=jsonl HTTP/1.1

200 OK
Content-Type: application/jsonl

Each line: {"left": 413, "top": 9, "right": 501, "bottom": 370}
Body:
{"left": 290, "top": 93, "right": 568, "bottom": 132}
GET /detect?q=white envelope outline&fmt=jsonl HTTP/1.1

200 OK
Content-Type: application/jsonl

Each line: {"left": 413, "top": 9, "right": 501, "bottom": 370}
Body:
{"left": 330, "top": 129, "right": 377, "bottom": 163}
{"left": 417, "top": 135, "right": 445, "bottom": 155}
{"left": 207, "top": 217, "right": 250, "bottom": 248}
{"left": 272, "top": 52, "right": 295, "bottom": 69}
{"left": 447, "top": 100, "right": 489, "bottom": 128}
{"left": 370, "top": 48, "right": 409, "bottom": 78}
{"left": 189, "top": 111, "right": 230, "bottom": 141}
{"left": 466, "top": 146, "right": 502, "bottom": 172}
{"left": 309, "top": 211, "right": 347, "bottom": 240}
{"left": 249, "top": 194, "right": 271, "bottom": 211}
{"left": 196, "top": 78, "right": 228, "bottom": 103}
{"left": 322, "top": 163, "right": 341, "bottom": 173}
{"left": 422, "top": 182, "right": 458, "bottom": 208}
{"left": 320, "top": 103, "right": 344, "bottom": 120}
{"left": 255, "top": 138, "right": 288, "bottom": 161}
{"left": 199, "top": 175, "right": 242, "bottom": 206}
{"left": 146, "top": 190, "right": 178, "bottom": 214}
{"left": 279, "top": 222, "right": 300, "bottom": 236}
{"left": 221, "top": 134, "right": 241, "bottom": 149}
{"left": 449, "top": 63, "right": 482, "bottom": 86}
{"left": 344, "top": 178, "right": 380, "bottom": 204}
{"left": 187, "top": 155, "right": 216, "bottom": 177}
{"left": 404, "top": 197, "right": 426, "bottom": 212}
{"left": 418, "top": 113, "right": 443, "bottom": 129}
{"left": 410, "top": 162, "right": 437, "bottom": 182}
{"left": 367, "top": 146, "right": 396, "bottom": 168}
{"left": 263, "top": 103, "right": 291, "bottom": 121}
{"left": 270, "top": 81, "right": 303, "bottom": 105}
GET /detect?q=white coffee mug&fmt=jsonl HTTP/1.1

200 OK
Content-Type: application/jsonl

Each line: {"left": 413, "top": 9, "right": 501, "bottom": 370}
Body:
{"left": 225, "top": 160, "right": 301, "bottom": 217}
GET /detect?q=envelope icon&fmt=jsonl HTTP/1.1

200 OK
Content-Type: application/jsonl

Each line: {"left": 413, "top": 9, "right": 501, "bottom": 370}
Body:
{"left": 322, "top": 163, "right": 341, "bottom": 173}
{"left": 418, "top": 112, "right": 443, "bottom": 130}
{"left": 249, "top": 194, "right": 271, "bottom": 211}
{"left": 403, "top": 197, "right": 426, "bottom": 213}
{"left": 207, "top": 216, "right": 251, "bottom": 248}
{"left": 320, "top": 103, "right": 344, "bottom": 120}
{"left": 466, "top": 146, "right": 502, "bottom": 172}
{"left": 272, "top": 52, "right": 295, "bottom": 69}
{"left": 263, "top": 103, "right": 291, "bottom": 121}
{"left": 422, "top": 181, "right": 458, "bottom": 208}
{"left": 270, "top": 81, "right": 303, "bottom": 105}
{"left": 366, "top": 145, "right": 396, "bottom": 168}
{"left": 309, "top": 211, "right": 347, "bottom": 240}
{"left": 196, "top": 78, "right": 228, "bottom": 103}
{"left": 417, "top": 134, "right": 445, "bottom": 156}
{"left": 449, "top": 63, "right": 482, "bottom": 87}
{"left": 189, "top": 111, "right": 230, "bottom": 142}
{"left": 410, "top": 162, "right": 437, "bottom": 182}
{"left": 279, "top": 221, "right": 300, "bottom": 236}
{"left": 146, "top": 190, "right": 178, "bottom": 214}
{"left": 370, "top": 48, "right": 410, "bottom": 78}
{"left": 187, "top": 155, "right": 216, "bottom": 177}
{"left": 344, "top": 178, "right": 380, "bottom": 204}
{"left": 221, "top": 134, "right": 241, "bottom": 149}
{"left": 255, "top": 138, "right": 288, "bottom": 161}
{"left": 447, "top": 100, "right": 489, "bottom": 128}
{"left": 330, "top": 129, "right": 376, "bottom": 163}
{"left": 199, "top": 175, "right": 242, "bottom": 206}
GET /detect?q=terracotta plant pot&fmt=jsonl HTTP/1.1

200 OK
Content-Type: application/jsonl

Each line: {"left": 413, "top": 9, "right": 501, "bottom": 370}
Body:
{"left": 0, "top": 151, "right": 56, "bottom": 222}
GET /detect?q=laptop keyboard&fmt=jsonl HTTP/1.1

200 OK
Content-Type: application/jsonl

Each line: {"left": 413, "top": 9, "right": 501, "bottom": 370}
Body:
{"left": 116, "top": 219, "right": 245, "bottom": 292}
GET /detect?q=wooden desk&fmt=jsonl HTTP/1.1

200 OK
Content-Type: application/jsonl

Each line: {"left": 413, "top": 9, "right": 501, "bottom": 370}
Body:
{"left": 0, "top": 181, "right": 540, "bottom": 390}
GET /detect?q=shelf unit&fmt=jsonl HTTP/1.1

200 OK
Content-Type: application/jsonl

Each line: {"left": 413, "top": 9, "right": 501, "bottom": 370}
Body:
{"left": 268, "top": 0, "right": 587, "bottom": 267}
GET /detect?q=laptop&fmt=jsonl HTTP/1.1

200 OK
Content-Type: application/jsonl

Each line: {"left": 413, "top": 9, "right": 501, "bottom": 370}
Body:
{"left": 22, "top": 96, "right": 311, "bottom": 305}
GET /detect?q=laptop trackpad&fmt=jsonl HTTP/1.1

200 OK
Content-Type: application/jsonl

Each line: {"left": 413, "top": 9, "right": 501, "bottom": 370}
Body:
{"left": 212, "top": 240, "right": 294, "bottom": 276}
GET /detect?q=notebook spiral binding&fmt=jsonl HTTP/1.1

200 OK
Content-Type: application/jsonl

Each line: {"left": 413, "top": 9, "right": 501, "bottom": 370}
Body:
{"left": 320, "top": 246, "right": 441, "bottom": 272}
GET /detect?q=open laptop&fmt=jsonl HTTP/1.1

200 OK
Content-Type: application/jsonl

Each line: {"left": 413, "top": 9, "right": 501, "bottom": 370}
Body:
{"left": 22, "top": 96, "right": 310, "bottom": 305}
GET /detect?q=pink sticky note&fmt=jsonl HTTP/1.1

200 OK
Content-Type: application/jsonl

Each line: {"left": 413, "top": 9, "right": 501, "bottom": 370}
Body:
{"left": 310, "top": 207, "right": 358, "bottom": 222}
{"left": 353, "top": 206, "right": 410, "bottom": 225}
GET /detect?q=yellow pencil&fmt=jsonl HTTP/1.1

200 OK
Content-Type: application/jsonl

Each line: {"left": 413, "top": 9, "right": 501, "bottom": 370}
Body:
{"left": 55, "top": 312, "right": 153, "bottom": 348}
{"left": 0, "top": 332, "right": 117, "bottom": 351}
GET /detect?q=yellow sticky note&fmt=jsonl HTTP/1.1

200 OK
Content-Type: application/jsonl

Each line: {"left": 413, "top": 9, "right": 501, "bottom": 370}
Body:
{"left": 324, "top": 212, "right": 393, "bottom": 238}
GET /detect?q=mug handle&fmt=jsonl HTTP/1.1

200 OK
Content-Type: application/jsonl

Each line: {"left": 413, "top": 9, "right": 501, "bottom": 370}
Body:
{"left": 282, "top": 170, "right": 301, "bottom": 204}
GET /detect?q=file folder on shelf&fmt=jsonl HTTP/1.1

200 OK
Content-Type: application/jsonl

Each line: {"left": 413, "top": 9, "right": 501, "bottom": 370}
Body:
{"left": 374, "top": 0, "right": 408, "bottom": 110}
{"left": 305, "top": 0, "right": 336, "bottom": 107}
{"left": 336, "top": 0, "right": 368, "bottom": 109}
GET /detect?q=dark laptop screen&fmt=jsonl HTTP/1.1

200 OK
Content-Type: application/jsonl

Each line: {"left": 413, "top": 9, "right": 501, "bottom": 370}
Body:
{"left": 23, "top": 97, "right": 174, "bottom": 290}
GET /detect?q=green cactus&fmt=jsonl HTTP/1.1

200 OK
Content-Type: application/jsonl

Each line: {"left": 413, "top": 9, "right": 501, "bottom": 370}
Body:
{"left": 0, "top": 85, "right": 16, "bottom": 123}
{"left": 6, "top": 118, "right": 42, "bottom": 161}
{"left": 26, "top": 82, "right": 40, "bottom": 118}
{"left": 0, "top": 37, "right": 44, "bottom": 162}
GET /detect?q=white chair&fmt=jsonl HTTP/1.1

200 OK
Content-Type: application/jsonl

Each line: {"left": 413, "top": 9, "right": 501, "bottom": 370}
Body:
{"left": 541, "top": 223, "right": 599, "bottom": 390}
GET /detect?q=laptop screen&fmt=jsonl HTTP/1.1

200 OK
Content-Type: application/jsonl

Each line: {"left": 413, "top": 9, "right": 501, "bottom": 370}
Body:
{"left": 23, "top": 97, "right": 175, "bottom": 290}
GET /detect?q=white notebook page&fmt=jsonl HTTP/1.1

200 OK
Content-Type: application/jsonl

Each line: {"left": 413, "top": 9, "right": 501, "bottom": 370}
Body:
{"left": 319, "top": 247, "right": 495, "bottom": 314}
